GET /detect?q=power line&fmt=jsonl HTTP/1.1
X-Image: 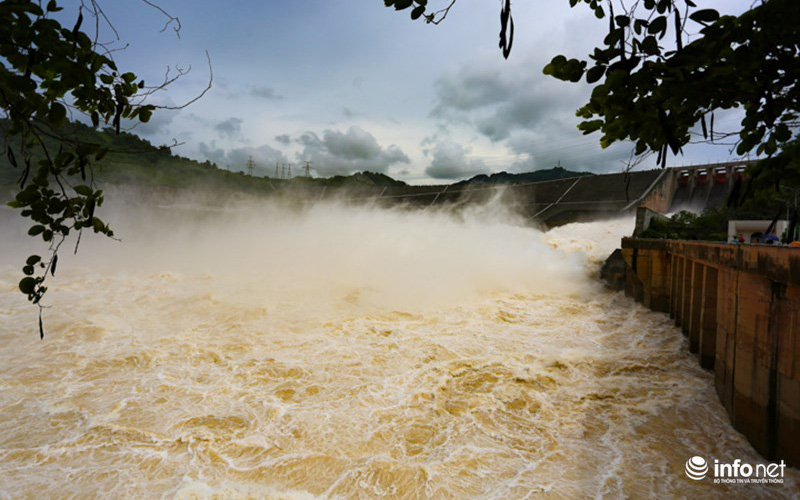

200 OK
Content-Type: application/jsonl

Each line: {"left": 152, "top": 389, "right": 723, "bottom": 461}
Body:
{"left": 246, "top": 156, "right": 255, "bottom": 176}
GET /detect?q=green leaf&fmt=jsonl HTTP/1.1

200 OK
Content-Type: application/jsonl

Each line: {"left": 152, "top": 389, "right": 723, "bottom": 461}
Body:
{"left": 411, "top": 5, "right": 425, "bottom": 20}
{"left": 737, "top": 135, "right": 757, "bottom": 155}
{"left": 774, "top": 123, "right": 791, "bottom": 142}
{"left": 26, "top": 255, "right": 42, "bottom": 266}
{"left": 614, "top": 15, "right": 630, "bottom": 27}
{"left": 7, "top": 146, "right": 18, "bottom": 169}
{"left": 85, "top": 197, "right": 96, "bottom": 219}
{"left": 689, "top": 9, "right": 719, "bottom": 24}
{"left": 641, "top": 36, "right": 659, "bottom": 55}
{"left": 542, "top": 55, "right": 567, "bottom": 76}
{"left": 603, "top": 29, "right": 624, "bottom": 48}
{"left": 74, "top": 185, "right": 93, "bottom": 196}
{"left": 48, "top": 103, "right": 67, "bottom": 126}
{"left": 55, "top": 151, "right": 75, "bottom": 168}
{"left": 563, "top": 59, "right": 587, "bottom": 82}
{"left": 16, "top": 187, "right": 41, "bottom": 206}
{"left": 19, "top": 277, "right": 36, "bottom": 295}
{"left": 648, "top": 16, "right": 667, "bottom": 35}
{"left": 394, "top": 0, "right": 413, "bottom": 11}
{"left": 586, "top": 65, "right": 606, "bottom": 84}
{"left": 634, "top": 18, "right": 646, "bottom": 35}
{"left": 28, "top": 225, "right": 45, "bottom": 236}
{"left": 578, "top": 119, "right": 604, "bottom": 134}
{"left": 139, "top": 107, "right": 153, "bottom": 123}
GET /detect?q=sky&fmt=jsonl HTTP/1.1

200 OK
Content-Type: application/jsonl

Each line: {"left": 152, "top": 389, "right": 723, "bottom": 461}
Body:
{"left": 86, "top": 0, "right": 755, "bottom": 184}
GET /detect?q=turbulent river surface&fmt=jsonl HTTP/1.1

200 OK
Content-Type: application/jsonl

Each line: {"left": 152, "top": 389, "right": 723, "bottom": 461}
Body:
{"left": 0, "top": 199, "right": 797, "bottom": 499}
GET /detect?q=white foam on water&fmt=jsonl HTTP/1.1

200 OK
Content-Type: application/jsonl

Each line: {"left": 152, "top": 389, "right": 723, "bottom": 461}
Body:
{"left": 0, "top": 196, "right": 796, "bottom": 498}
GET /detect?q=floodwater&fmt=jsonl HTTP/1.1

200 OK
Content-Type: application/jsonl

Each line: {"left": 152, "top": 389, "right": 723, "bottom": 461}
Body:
{"left": 0, "top": 199, "right": 797, "bottom": 499}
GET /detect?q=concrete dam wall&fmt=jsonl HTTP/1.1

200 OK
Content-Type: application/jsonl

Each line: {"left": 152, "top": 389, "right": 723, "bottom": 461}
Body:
{"left": 615, "top": 238, "right": 800, "bottom": 466}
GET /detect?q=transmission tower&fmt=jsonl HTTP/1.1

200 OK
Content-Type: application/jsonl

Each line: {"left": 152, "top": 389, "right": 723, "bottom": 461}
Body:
{"left": 304, "top": 161, "right": 312, "bottom": 177}
{"left": 275, "top": 162, "right": 279, "bottom": 178}
{"left": 246, "top": 156, "right": 255, "bottom": 176}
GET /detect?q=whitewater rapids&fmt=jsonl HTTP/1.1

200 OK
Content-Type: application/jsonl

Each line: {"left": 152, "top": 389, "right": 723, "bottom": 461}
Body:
{"left": 0, "top": 199, "right": 796, "bottom": 499}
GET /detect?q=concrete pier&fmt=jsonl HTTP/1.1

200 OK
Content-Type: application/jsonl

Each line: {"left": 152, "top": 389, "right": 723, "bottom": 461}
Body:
{"left": 617, "top": 238, "right": 800, "bottom": 466}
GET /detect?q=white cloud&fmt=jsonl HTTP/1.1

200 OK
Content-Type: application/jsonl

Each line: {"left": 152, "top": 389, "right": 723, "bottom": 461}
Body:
{"left": 102, "top": 0, "right": 755, "bottom": 180}
{"left": 430, "top": 51, "right": 641, "bottom": 173}
{"left": 250, "top": 86, "right": 283, "bottom": 100}
{"left": 197, "top": 141, "right": 288, "bottom": 175}
{"left": 214, "top": 117, "right": 244, "bottom": 139}
{"left": 197, "top": 141, "right": 226, "bottom": 165}
{"left": 295, "top": 126, "right": 409, "bottom": 177}
{"left": 425, "top": 140, "right": 490, "bottom": 180}
{"left": 227, "top": 144, "right": 287, "bottom": 174}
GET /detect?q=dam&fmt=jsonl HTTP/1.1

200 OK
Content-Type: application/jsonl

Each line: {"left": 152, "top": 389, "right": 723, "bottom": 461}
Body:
{"left": 615, "top": 238, "right": 800, "bottom": 469}
{"left": 266, "top": 161, "right": 747, "bottom": 228}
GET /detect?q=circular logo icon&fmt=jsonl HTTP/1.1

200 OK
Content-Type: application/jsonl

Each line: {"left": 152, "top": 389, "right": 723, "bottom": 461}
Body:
{"left": 685, "top": 456, "right": 708, "bottom": 480}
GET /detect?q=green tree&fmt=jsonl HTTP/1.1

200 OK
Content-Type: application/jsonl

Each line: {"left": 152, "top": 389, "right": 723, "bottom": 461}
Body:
{"left": 387, "top": 0, "right": 800, "bottom": 197}
{"left": 0, "top": 0, "right": 184, "bottom": 337}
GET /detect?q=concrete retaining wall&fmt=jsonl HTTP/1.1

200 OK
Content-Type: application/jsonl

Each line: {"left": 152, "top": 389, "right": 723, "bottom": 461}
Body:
{"left": 618, "top": 238, "right": 800, "bottom": 466}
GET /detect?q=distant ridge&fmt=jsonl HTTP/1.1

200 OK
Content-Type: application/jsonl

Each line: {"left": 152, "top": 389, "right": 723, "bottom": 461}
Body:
{"left": 292, "top": 171, "right": 407, "bottom": 188}
{"left": 450, "top": 167, "right": 594, "bottom": 189}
